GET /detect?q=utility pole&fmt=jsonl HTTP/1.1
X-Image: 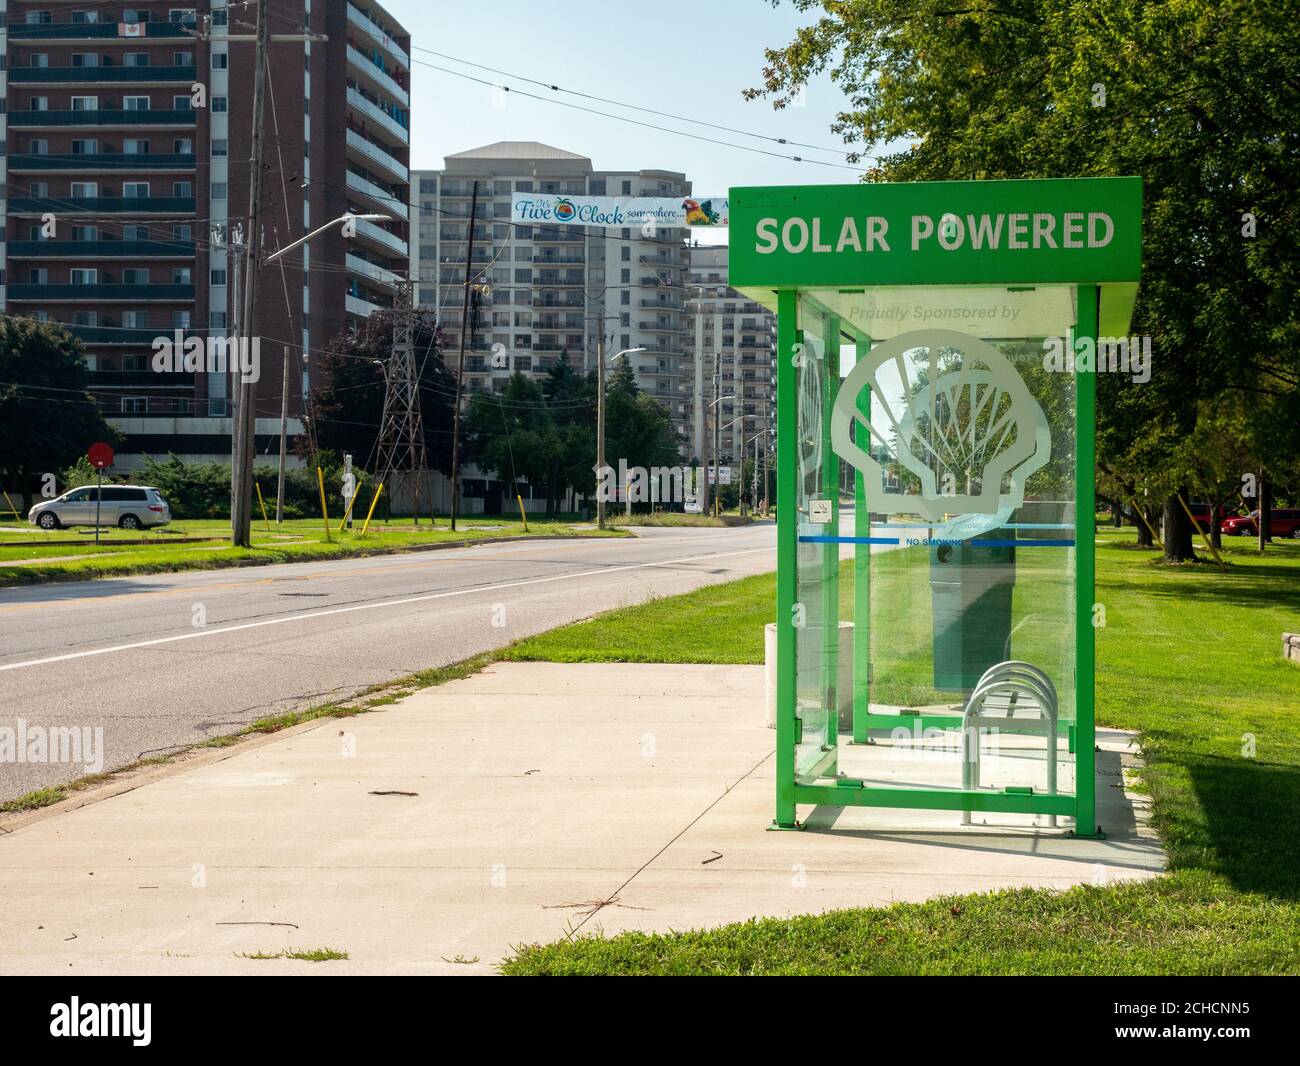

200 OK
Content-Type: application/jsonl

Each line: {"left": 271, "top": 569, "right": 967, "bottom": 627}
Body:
{"left": 596, "top": 333, "right": 607, "bottom": 530}
{"left": 229, "top": 0, "right": 271, "bottom": 548}
{"left": 227, "top": 224, "right": 242, "bottom": 521}
{"left": 276, "top": 344, "right": 288, "bottom": 522}
{"left": 712, "top": 351, "right": 721, "bottom": 517}
{"left": 448, "top": 180, "right": 479, "bottom": 531}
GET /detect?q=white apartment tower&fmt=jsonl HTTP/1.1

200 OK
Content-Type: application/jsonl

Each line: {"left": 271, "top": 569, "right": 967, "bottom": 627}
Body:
{"left": 412, "top": 142, "right": 693, "bottom": 448}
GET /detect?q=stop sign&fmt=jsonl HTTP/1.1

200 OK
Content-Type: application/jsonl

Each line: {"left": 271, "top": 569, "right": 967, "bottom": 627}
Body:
{"left": 87, "top": 442, "right": 115, "bottom": 470}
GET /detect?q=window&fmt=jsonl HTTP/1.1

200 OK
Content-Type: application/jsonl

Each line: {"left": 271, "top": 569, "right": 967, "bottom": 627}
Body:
{"left": 211, "top": 52, "right": 228, "bottom": 70}
{"left": 124, "top": 97, "right": 151, "bottom": 112}
{"left": 70, "top": 182, "right": 98, "bottom": 197}
{"left": 30, "top": 55, "right": 49, "bottom": 68}
{"left": 124, "top": 11, "right": 152, "bottom": 24}
{"left": 29, "top": 139, "right": 49, "bottom": 155}
{"left": 72, "top": 10, "right": 102, "bottom": 25}
{"left": 210, "top": 311, "right": 228, "bottom": 329}
{"left": 211, "top": 139, "right": 227, "bottom": 157}
{"left": 29, "top": 98, "right": 49, "bottom": 112}
{"left": 172, "top": 95, "right": 191, "bottom": 111}
{"left": 212, "top": 97, "right": 227, "bottom": 113}
{"left": 171, "top": 311, "right": 191, "bottom": 328}
{"left": 26, "top": 12, "right": 54, "bottom": 26}
{"left": 70, "top": 139, "right": 97, "bottom": 155}
{"left": 211, "top": 182, "right": 227, "bottom": 200}
{"left": 125, "top": 53, "right": 150, "bottom": 68}
{"left": 169, "top": 9, "right": 198, "bottom": 26}
{"left": 29, "top": 182, "right": 49, "bottom": 197}
{"left": 211, "top": 10, "right": 228, "bottom": 27}
{"left": 211, "top": 269, "right": 227, "bottom": 286}
{"left": 123, "top": 139, "right": 150, "bottom": 155}
{"left": 28, "top": 269, "right": 49, "bottom": 285}
{"left": 171, "top": 267, "right": 191, "bottom": 285}
{"left": 172, "top": 181, "right": 192, "bottom": 198}
{"left": 171, "top": 224, "right": 191, "bottom": 240}
{"left": 70, "top": 269, "right": 98, "bottom": 286}
{"left": 173, "top": 51, "right": 194, "bottom": 67}
{"left": 122, "top": 310, "right": 149, "bottom": 328}
{"left": 71, "top": 96, "right": 99, "bottom": 111}
{"left": 71, "top": 53, "right": 100, "bottom": 68}
{"left": 122, "top": 268, "right": 150, "bottom": 284}
{"left": 123, "top": 225, "right": 150, "bottom": 240}
{"left": 173, "top": 138, "right": 192, "bottom": 154}
{"left": 72, "top": 225, "right": 97, "bottom": 241}
{"left": 121, "top": 398, "right": 147, "bottom": 414}
{"left": 123, "top": 182, "right": 150, "bottom": 197}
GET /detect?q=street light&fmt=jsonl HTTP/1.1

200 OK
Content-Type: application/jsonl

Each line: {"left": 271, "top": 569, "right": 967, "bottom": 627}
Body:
{"left": 230, "top": 212, "right": 393, "bottom": 546}
{"left": 597, "top": 345, "right": 646, "bottom": 530}
{"left": 264, "top": 213, "right": 389, "bottom": 264}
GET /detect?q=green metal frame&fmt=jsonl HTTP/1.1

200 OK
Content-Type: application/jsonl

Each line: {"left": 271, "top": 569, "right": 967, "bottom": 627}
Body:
{"left": 773, "top": 285, "right": 1102, "bottom": 831}
{"left": 748, "top": 179, "right": 1138, "bottom": 834}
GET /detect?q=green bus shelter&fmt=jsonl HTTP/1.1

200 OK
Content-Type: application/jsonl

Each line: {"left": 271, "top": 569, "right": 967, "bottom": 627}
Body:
{"left": 728, "top": 177, "right": 1143, "bottom": 836}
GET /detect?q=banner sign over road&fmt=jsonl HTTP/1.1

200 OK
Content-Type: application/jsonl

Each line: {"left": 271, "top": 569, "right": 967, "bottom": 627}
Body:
{"left": 511, "top": 194, "right": 729, "bottom": 229}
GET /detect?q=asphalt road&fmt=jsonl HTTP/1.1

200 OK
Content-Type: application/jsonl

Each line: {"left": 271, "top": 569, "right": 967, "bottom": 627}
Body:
{"left": 0, "top": 524, "right": 776, "bottom": 801}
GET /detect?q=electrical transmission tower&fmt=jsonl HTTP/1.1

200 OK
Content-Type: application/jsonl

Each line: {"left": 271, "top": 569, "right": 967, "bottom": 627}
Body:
{"left": 375, "top": 279, "right": 431, "bottom": 523}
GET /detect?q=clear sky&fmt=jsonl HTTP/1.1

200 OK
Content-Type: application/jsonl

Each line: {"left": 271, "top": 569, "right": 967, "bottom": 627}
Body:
{"left": 385, "top": 0, "right": 866, "bottom": 221}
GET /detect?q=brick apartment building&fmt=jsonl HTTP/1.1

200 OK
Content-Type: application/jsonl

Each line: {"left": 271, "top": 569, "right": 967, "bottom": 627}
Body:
{"left": 0, "top": 0, "right": 411, "bottom": 469}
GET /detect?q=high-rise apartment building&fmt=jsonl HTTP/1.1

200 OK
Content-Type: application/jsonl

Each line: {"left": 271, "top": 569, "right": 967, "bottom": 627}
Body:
{"left": 411, "top": 142, "right": 694, "bottom": 448}
{"left": 684, "top": 244, "right": 776, "bottom": 474}
{"left": 0, "top": 0, "right": 411, "bottom": 469}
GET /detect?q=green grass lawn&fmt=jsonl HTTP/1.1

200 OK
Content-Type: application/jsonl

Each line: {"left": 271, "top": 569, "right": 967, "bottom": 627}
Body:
{"left": 0, "top": 515, "right": 621, "bottom": 584}
{"left": 502, "top": 531, "right": 1300, "bottom": 974}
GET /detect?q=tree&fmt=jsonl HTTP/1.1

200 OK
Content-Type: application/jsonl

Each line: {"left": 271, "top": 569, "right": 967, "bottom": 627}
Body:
{"left": 312, "top": 309, "right": 456, "bottom": 477}
{"left": 748, "top": 0, "right": 1300, "bottom": 561}
{"left": 0, "top": 317, "right": 120, "bottom": 512}
{"left": 466, "top": 370, "right": 564, "bottom": 512}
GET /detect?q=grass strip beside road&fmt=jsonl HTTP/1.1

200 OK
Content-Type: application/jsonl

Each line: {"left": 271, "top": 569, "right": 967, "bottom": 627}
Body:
{"left": 501, "top": 531, "right": 1300, "bottom": 975}
{"left": 0, "top": 517, "right": 623, "bottom": 585}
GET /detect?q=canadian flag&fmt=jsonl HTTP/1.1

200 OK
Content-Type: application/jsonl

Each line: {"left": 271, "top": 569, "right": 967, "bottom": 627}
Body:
{"left": 118, "top": 22, "right": 146, "bottom": 38}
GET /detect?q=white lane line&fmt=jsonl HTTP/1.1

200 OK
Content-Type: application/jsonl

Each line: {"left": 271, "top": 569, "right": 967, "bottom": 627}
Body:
{"left": 0, "top": 546, "right": 773, "bottom": 673}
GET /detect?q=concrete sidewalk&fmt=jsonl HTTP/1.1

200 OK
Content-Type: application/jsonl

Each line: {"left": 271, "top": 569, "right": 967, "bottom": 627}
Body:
{"left": 0, "top": 663, "right": 1164, "bottom": 975}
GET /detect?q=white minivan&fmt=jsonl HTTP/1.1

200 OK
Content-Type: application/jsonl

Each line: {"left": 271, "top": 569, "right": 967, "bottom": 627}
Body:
{"left": 28, "top": 485, "right": 172, "bottom": 531}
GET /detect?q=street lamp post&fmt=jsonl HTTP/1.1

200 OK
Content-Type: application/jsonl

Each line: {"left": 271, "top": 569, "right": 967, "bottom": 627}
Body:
{"left": 229, "top": 212, "right": 389, "bottom": 546}
{"left": 596, "top": 343, "right": 646, "bottom": 530}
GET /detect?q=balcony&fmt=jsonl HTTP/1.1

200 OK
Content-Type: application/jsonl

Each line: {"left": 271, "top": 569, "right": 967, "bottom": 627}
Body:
{"left": 345, "top": 169, "right": 408, "bottom": 219}
{"left": 347, "top": 216, "right": 407, "bottom": 258}
{"left": 534, "top": 273, "right": 584, "bottom": 288}
{"left": 8, "top": 196, "right": 196, "bottom": 215}
{"left": 532, "top": 295, "right": 583, "bottom": 309}
{"left": 9, "top": 109, "right": 197, "bottom": 128}
{"left": 345, "top": 87, "right": 409, "bottom": 146}
{"left": 10, "top": 65, "right": 198, "bottom": 84}
{"left": 9, "top": 152, "right": 197, "bottom": 171}
{"left": 345, "top": 128, "right": 407, "bottom": 184}
{"left": 346, "top": 43, "right": 409, "bottom": 107}
{"left": 69, "top": 325, "right": 183, "bottom": 345}
{"left": 88, "top": 369, "right": 195, "bottom": 387}
{"left": 7, "top": 23, "right": 191, "bottom": 42}
{"left": 7, "top": 284, "right": 195, "bottom": 301}
{"left": 345, "top": 253, "right": 400, "bottom": 292}
{"left": 346, "top": 3, "right": 410, "bottom": 70}
{"left": 637, "top": 320, "right": 685, "bottom": 333}
{"left": 6, "top": 239, "right": 195, "bottom": 259}
{"left": 346, "top": 292, "right": 389, "bottom": 318}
